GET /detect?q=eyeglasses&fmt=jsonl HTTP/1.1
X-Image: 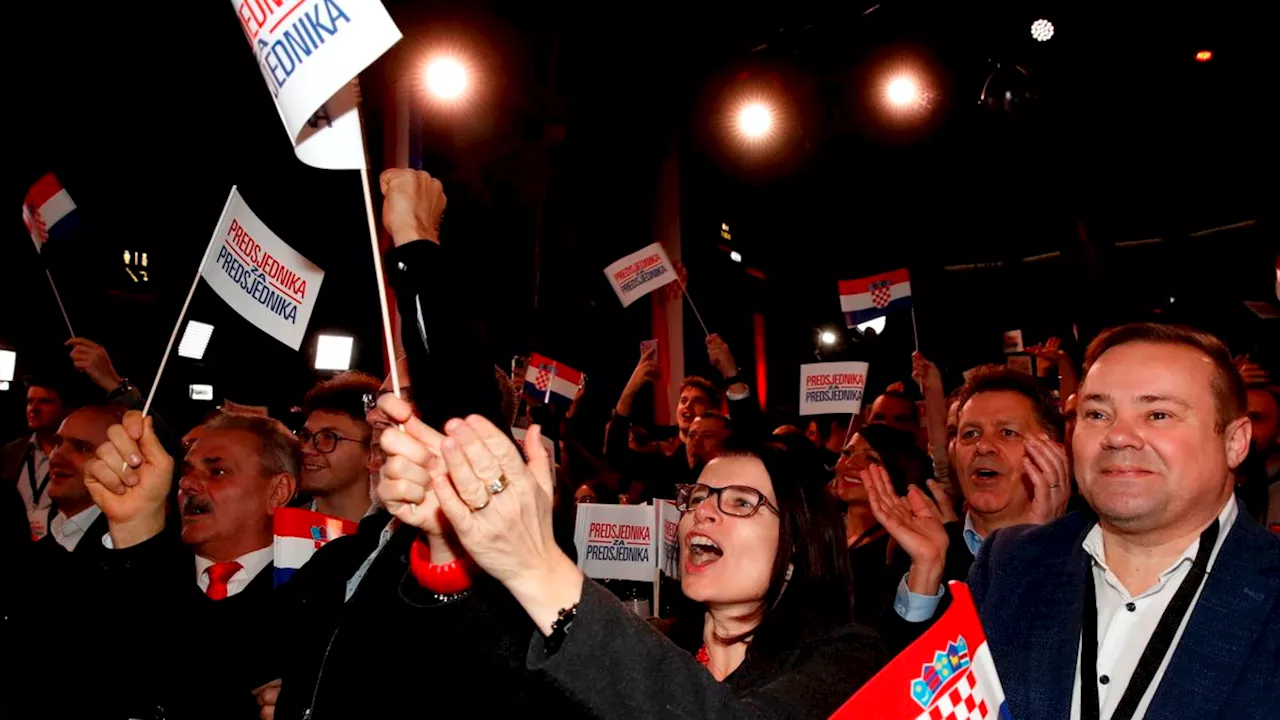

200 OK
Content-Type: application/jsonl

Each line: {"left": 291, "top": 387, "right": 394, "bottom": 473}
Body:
{"left": 295, "top": 428, "right": 368, "bottom": 454}
{"left": 675, "top": 483, "right": 779, "bottom": 518}
{"left": 362, "top": 387, "right": 414, "bottom": 415}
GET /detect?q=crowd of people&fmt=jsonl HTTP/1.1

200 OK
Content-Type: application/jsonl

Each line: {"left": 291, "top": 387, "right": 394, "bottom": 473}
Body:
{"left": 3, "top": 170, "right": 1278, "bottom": 720}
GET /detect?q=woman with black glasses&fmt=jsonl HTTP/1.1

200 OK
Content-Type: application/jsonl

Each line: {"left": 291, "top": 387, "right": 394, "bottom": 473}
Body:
{"left": 376, "top": 401, "right": 886, "bottom": 719}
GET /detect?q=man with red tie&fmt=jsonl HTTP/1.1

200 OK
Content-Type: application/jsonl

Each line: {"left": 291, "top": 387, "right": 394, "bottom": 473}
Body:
{"left": 84, "top": 410, "right": 298, "bottom": 719}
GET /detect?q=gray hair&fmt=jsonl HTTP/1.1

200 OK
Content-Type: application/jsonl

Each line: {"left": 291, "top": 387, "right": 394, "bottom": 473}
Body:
{"left": 202, "top": 413, "right": 301, "bottom": 480}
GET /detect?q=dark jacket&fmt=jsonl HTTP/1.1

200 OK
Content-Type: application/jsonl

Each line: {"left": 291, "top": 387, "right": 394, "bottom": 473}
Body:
{"left": 87, "top": 529, "right": 278, "bottom": 720}
{"left": 526, "top": 579, "right": 885, "bottom": 719}
{"left": 894, "top": 504, "right": 1280, "bottom": 720}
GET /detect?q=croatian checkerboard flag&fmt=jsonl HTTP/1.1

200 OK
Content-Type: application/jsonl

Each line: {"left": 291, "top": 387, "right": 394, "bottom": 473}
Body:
{"left": 839, "top": 268, "right": 912, "bottom": 328}
{"left": 21, "top": 173, "right": 79, "bottom": 251}
{"left": 523, "top": 353, "right": 582, "bottom": 406}
{"left": 831, "top": 582, "right": 1010, "bottom": 720}
{"left": 273, "top": 507, "right": 358, "bottom": 587}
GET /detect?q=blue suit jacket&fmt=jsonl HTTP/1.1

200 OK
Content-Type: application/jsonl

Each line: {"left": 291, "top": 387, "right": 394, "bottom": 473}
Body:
{"left": 970, "top": 503, "right": 1280, "bottom": 720}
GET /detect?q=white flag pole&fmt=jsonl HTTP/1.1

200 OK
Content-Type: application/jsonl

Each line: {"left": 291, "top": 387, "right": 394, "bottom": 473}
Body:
{"left": 42, "top": 268, "right": 75, "bottom": 338}
{"left": 674, "top": 274, "right": 710, "bottom": 337}
{"left": 142, "top": 187, "right": 237, "bottom": 416}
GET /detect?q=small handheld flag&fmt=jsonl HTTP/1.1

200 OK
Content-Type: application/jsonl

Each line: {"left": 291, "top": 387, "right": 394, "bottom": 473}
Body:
{"left": 524, "top": 353, "right": 583, "bottom": 406}
{"left": 830, "top": 582, "right": 1010, "bottom": 720}
{"left": 273, "top": 507, "right": 359, "bottom": 587}
{"left": 22, "top": 173, "right": 79, "bottom": 251}
{"left": 839, "top": 268, "right": 913, "bottom": 328}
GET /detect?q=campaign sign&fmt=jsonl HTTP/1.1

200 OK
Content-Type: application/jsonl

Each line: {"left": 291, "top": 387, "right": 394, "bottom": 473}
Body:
{"left": 202, "top": 188, "right": 325, "bottom": 350}
{"left": 574, "top": 504, "right": 658, "bottom": 582}
{"left": 230, "top": 0, "right": 402, "bottom": 169}
{"left": 799, "top": 362, "right": 869, "bottom": 416}
{"left": 658, "top": 500, "right": 682, "bottom": 580}
{"left": 604, "top": 243, "right": 678, "bottom": 308}
{"left": 1002, "top": 329, "right": 1024, "bottom": 354}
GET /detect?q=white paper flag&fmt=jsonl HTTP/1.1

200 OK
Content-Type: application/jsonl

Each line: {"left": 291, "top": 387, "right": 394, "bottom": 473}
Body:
{"left": 231, "top": 0, "right": 402, "bottom": 169}
{"left": 799, "top": 361, "right": 870, "bottom": 416}
{"left": 202, "top": 188, "right": 325, "bottom": 350}
{"left": 604, "top": 243, "right": 679, "bottom": 308}
{"left": 658, "top": 500, "right": 682, "bottom": 580}
{"left": 574, "top": 504, "right": 658, "bottom": 582}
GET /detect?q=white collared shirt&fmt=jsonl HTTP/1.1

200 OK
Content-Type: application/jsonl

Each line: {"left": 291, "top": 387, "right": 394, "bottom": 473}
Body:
{"left": 48, "top": 505, "right": 102, "bottom": 552}
{"left": 1070, "top": 497, "right": 1237, "bottom": 720}
{"left": 195, "top": 545, "right": 273, "bottom": 599}
{"left": 15, "top": 434, "right": 52, "bottom": 538}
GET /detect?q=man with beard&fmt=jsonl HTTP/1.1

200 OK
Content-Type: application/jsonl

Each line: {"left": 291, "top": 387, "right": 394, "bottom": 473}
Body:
{"left": 83, "top": 411, "right": 298, "bottom": 719}
{"left": 297, "top": 371, "right": 382, "bottom": 522}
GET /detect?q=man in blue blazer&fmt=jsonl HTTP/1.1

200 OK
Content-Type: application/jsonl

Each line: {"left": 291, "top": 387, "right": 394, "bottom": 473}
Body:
{"left": 875, "top": 322, "right": 1280, "bottom": 720}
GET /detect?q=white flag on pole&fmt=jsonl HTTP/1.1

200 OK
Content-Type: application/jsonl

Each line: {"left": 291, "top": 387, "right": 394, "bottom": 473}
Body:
{"left": 799, "top": 361, "right": 870, "bottom": 416}
{"left": 604, "top": 243, "right": 679, "bottom": 308}
{"left": 574, "top": 504, "right": 658, "bottom": 582}
{"left": 202, "top": 188, "right": 325, "bottom": 350}
{"left": 230, "top": 0, "right": 402, "bottom": 169}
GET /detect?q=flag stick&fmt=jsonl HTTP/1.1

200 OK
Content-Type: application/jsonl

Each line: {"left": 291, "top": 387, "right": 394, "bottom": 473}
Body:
{"left": 42, "top": 268, "right": 75, "bottom": 338}
{"left": 142, "top": 188, "right": 236, "bottom": 416}
{"left": 910, "top": 307, "right": 920, "bottom": 353}
{"left": 354, "top": 98, "right": 403, "bottom": 402}
{"left": 674, "top": 275, "right": 710, "bottom": 337}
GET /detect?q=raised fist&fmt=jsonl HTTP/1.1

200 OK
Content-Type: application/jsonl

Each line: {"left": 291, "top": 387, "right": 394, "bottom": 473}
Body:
{"left": 380, "top": 169, "right": 446, "bottom": 247}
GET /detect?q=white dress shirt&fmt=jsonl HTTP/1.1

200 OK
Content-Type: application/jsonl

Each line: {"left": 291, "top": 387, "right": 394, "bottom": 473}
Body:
{"left": 1069, "top": 497, "right": 1237, "bottom": 720}
{"left": 195, "top": 545, "right": 273, "bottom": 599}
{"left": 48, "top": 505, "right": 102, "bottom": 552}
{"left": 15, "top": 435, "right": 52, "bottom": 538}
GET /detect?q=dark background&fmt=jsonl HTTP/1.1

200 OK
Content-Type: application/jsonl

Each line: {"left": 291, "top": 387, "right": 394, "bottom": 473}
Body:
{"left": 4, "top": 1, "right": 1275, "bottom": 445}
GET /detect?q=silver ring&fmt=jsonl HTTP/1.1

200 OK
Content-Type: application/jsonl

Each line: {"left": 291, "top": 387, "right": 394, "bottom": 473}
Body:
{"left": 487, "top": 475, "right": 509, "bottom": 496}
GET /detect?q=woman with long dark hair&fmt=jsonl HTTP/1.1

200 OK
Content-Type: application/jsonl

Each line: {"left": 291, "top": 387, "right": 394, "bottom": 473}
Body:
{"left": 376, "top": 398, "right": 883, "bottom": 718}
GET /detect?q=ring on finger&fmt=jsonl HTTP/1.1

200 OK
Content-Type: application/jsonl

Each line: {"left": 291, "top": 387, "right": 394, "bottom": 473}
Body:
{"left": 470, "top": 494, "right": 491, "bottom": 512}
{"left": 486, "top": 475, "right": 509, "bottom": 496}
{"left": 1049, "top": 483, "right": 1061, "bottom": 489}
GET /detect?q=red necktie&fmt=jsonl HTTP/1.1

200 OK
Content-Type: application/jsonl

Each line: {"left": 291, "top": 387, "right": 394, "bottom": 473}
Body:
{"left": 205, "top": 561, "right": 243, "bottom": 601}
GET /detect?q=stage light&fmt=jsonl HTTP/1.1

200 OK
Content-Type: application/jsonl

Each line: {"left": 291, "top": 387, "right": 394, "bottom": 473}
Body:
{"left": 1030, "top": 19, "right": 1054, "bottom": 42}
{"left": 737, "top": 102, "right": 773, "bottom": 139}
{"left": 886, "top": 76, "right": 920, "bottom": 107}
{"left": 189, "top": 384, "right": 214, "bottom": 401}
{"left": 315, "top": 335, "right": 354, "bottom": 371}
{"left": 0, "top": 349, "right": 14, "bottom": 383}
{"left": 820, "top": 330, "right": 838, "bottom": 346}
{"left": 0, "top": 382, "right": 9, "bottom": 392}
{"left": 425, "top": 56, "right": 468, "bottom": 101}
{"left": 1195, "top": 50, "right": 1213, "bottom": 62}
{"left": 856, "top": 317, "right": 887, "bottom": 335}
{"left": 177, "top": 321, "right": 214, "bottom": 360}
{"left": 729, "top": 251, "right": 743, "bottom": 263}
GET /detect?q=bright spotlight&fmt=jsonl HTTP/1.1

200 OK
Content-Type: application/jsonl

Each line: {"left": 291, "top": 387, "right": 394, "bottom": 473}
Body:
{"left": 820, "top": 330, "right": 838, "bottom": 346}
{"left": 315, "top": 335, "right": 354, "bottom": 371}
{"left": 1030, "top": 19, "right": 1055, "bottom": 42}
{"left": 737, "top": 103, "right": 773, "bottom": 139}
{"left": 0, "top": 349, "right": 15, "bottom": 383}
{"left": 886, "top": 76, "right": 920, "bottom": 107}
{"left": 729, "top": 251, "right": 743, "bottom": 263}
{"left": 189, "top": 384, "right": 214, "bottom": 401}
{"left": 177, "top": 321, "right": 215, "bottom": 360}
{"left": 425, "top": 56, "right": 468, "bottom": 101}
{"left": 856, "top": 317, "right": 887, "bottom": 335}
{"left": 1195, "top": 50, "right": 1213, "bottom": 62}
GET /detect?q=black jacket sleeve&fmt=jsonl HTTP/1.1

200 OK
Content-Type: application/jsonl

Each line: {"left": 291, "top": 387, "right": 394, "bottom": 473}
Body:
{"left": 385, "top": 240, "right": 505, "bottom": 431}
{"left": 527, "top": 579, "right": 884, "bottom": 719}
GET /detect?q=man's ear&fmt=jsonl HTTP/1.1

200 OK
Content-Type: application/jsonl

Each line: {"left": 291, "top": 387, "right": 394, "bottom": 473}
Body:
{"left": 1223, "top": 415, "right": 1252, "bottom": 471}
{"left": 267, "top": 473, "right": 298, "bottom": 510}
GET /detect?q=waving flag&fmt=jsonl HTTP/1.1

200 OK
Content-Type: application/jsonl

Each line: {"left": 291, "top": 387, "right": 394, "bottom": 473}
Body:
{"left": 831, "top": 582, "right": 1010, "bottom": 720}
{"left": 524, "top": 353, "right": 582, "bottom": 405}
{"left": 839, "top": 268, "right": 912, "bottom": 328}
{"left": 605, "top": 243, "right": 679, "bottom": 308}
{"left": 22, "top": 173, "right": 79, "bottom": 251}
{"left": 273, "top": 507, "right": 359, "bottom": 586}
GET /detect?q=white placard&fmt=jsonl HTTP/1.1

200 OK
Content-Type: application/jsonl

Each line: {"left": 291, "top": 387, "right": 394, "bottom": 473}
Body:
{"left": 202, "top": 188, "right": 325, "bottom": 350}
{"left": 574, "top": 504, "right": 658, "bottom": 582}
{"left": 1003, "top": 329, "right": 1024, "bottom": 354}
{"left": 231, "top": 0, "right": 402, "bottom": 169}
{"left": 604, "top": 243, "right": 678, "bottom": 308}
{"left": 658, "top": 500, "right": 682, "bottom": 580}
{"left": 799, "top": 361, "right": 870, "bottom": 416}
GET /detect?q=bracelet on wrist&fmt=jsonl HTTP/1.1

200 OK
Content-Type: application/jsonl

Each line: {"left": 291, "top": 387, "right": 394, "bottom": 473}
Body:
{"left": 545, "top": 603, "right": 579, "bottom": 655}
{"left": 408, "top": 535, "right": 473, "bottom": 594}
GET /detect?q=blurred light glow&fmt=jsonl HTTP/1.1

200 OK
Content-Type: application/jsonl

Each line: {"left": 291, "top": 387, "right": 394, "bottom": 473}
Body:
{"left": 315, "top": 335, "right": 354, "bottom": 371}
{"left": 886, "top": 76, "right": 920, "bottom": 106}
{"left": 737, "top": 103, "right": 773, "bottom": 139}
{"left": 425, "top": 56, "right": 468, "bottom": 101}
{"left": 729, "top": 250, "right": 743, "bottom": 263}
{"left": 0, "top": 381, "right": 9, "bottom": 392}
{"left": 0, "top": 349, "right": 15, "bottom": 383}
{"left": 1030, "top": 19, "right": 1055, "bottom": 42}
{"left": 1195, "top": 50, "right": 1213, "bottom": 62}
{"left": 189, "top": 384, "right": 214, "bottom": 401}
{"left": 820, "top": 330, "right": 838, "bottom": 346}
{"left": 177, "top": 321, "right": 214, "bottom": 360}
{"left": 856, "top": 317, "right": 887, "bottom": 335}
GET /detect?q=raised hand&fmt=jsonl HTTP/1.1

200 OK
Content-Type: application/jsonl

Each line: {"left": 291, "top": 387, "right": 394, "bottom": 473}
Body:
{"left": 252, "top": 678, "right": 281, "bottom": 720}
{"left": 375, "top": 394, "right": 449, "bottom": 537}
{"left": 911, "top": 352, "right": 942, "bottom": 394}
{"left": 84, "top": 411, "right": 173, "bottom": 548}
{"left": 925, "top": 478, "right": 960, "bottom": 524}
{"left": 380, "top": 168, "right": 446, "bottom": 246}
{"left": 617, "top": 347, "right": 661, "bottom": 416}
{"left": 864, "top": 464, "right": 949, "bottom": 594}
{"left": 1023, "top": 434, "right": 1071, "bottom": 525}
{"left": 706, "top": 334, "right": 738, "bottom": 380}
{"left": 66, "top": 337, "right": 122, "bottom": 392}
{"left": 431, "top": 416, "right": 583, "bottom": 634}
